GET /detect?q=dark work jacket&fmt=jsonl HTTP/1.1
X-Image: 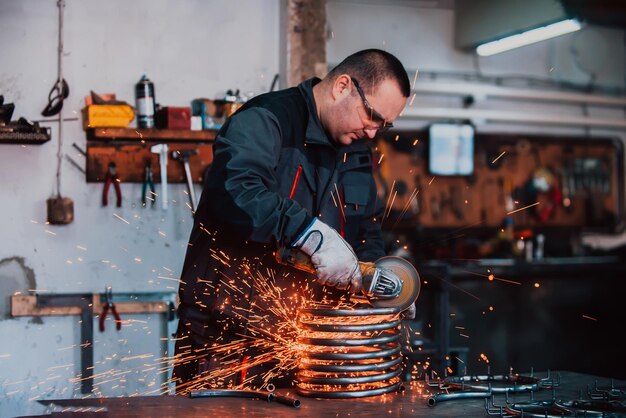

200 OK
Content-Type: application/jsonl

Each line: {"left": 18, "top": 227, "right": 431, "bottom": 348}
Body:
{"left": 177, "top": 78, "right": 385, "bottom": 339}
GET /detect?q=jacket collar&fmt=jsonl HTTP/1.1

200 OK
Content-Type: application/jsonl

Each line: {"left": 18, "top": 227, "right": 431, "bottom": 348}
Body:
{"left": 298, "top": 78, "right": 334, "bottom": 147}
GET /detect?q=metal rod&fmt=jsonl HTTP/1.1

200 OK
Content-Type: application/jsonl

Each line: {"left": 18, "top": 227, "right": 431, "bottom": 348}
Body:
{"left": 72, "top": 143, "right": 87, "bottom": 156}
{"left": 428, "top": 390, "right": 492, "bottom": 406}
{"left": 189, "top": 389, "right": 274, "bottom": 402}
{"left": 272, "top": 394, "right": 301, "bottom": 408}
{"left": 55, "top": 0, "right": 66, "bottom": 197}
{"left": 65, "top": 155, "right": 85, "bottom": 174}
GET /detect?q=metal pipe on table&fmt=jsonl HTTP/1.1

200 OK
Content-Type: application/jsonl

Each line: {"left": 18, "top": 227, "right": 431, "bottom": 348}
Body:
{"left": 428, "top": 390, "right": 492, "bottom": 406}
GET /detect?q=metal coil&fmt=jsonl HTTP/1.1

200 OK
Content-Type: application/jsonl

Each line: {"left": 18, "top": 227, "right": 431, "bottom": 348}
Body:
{"left": 295, "top": 306, "right": 403, "bottom": 398}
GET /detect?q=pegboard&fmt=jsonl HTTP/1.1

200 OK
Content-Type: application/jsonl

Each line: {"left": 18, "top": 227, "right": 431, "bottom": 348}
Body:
{"left": 376, "top": 132, "right": 624, "bottom": 232}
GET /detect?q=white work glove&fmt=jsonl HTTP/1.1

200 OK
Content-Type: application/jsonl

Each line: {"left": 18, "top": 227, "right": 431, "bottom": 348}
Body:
{"left": 292, "top": 218, "right": 362, "bottom": 293}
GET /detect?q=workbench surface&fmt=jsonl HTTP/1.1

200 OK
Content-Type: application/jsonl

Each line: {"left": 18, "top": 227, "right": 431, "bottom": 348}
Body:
{"left": 26, "top": 371, "right": 625, "bottom": 417}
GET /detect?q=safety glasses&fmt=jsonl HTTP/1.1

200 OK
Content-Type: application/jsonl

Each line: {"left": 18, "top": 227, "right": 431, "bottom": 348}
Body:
{"left": 351, "top": 77, "right": 393, "bottom": 132}
{"left": 41, "top": 78, "right": 70, "bottom": 117}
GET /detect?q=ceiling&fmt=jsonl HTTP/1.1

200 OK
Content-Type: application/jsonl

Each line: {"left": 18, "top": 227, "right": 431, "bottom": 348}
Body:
{"left": 329, "top": 0, "right": 626, "bottom": 30}
{"left": 560, "top": 0, "right": 626, "bottom": 29}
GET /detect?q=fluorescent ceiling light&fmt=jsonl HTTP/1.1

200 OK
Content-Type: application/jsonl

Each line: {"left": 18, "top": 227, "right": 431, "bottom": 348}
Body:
{"left": 476, "top": 19, "right": 582, "bottom": 56}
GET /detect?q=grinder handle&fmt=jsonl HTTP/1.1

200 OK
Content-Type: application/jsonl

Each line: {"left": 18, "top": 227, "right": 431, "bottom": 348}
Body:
{"left": 275, "top": 246, "right": 317, "bottom": 274}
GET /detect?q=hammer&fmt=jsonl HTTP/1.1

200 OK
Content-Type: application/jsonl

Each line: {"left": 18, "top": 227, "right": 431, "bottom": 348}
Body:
{"left": 172, "top": 149, "right": 198, "bottom": 212}
{"left": 150, "top": 144, "right": 169, "bottom": 210}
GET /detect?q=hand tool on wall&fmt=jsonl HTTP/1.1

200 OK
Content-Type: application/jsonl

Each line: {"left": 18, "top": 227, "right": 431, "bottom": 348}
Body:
{"left": 40, "top": 0, "right": 69, "bottom": 119}
{"left": 102, "top": 161, "right": 122, "bottom": 207}
{"left": 150, "top": 144, "right": 169, "bottom": 210}
{"left": 45, "top": 0, "right": 74, "bottom": 225}
{"left": 171, "top": 149, "right": 198, "bottom": 211}
{"left": 276, "top": 247, "right": 420, "bottom": 312}
{"left": 99, "top": 286, "right": 121, "bottom": 332}
{"left": 142, "top": 162, "right": 156, "bottom": 207}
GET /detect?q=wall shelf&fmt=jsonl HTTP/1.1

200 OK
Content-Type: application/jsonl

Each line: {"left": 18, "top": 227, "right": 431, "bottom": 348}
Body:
{"left": 0, "top": 128, "right": 51, "bottom": 145}
{"left": 86, "top": 127, "right": 217, "bottom": 143}
{"left": 85, "top": 127, "right": 217, "bottom": 183}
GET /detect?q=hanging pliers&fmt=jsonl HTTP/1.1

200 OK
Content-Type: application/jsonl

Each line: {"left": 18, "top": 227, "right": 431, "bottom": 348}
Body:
{"left": 142, "top": 161, "right": 156, "bottom": 207}
{"left": 99, "top": 286, "right": 122, "bottom": 332}
{"left": 102, "top": 162, "right": 122, "bottom": 207}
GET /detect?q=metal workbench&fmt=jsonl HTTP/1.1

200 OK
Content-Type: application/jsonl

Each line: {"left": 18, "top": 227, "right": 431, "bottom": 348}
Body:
{"left": 24, "top": 371, "right": 626, "bottom": 417}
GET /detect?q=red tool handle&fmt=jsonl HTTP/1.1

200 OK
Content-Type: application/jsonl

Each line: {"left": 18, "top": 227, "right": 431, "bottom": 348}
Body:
{"left": 99, "top": 304, "right": 109, "bottom": 332}
{"left": 110, "top": 304, "right": 122, "bottom": 330}
{"left": 102, "top": 176, "right": 122, "bottom": 207}
{"left": 99, "top": 304, "right": 122, "bottom": 331}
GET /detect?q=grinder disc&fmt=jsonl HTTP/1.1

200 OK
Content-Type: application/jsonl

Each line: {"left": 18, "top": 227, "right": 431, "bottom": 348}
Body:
{"left": 370, "top": 256, "right": 420, "bottom": 311}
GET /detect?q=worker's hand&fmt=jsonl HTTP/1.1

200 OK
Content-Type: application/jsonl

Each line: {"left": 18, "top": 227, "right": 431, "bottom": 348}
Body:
{"left": 401, "top": 303, "right": 416, "bottom": 320}
{"left": 292, "top": 218, "right": 362, "bottom": 293}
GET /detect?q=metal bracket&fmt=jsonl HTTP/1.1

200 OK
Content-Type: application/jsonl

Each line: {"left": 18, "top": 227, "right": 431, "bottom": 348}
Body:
{"left": 11, "top": 292, "right": 177, "bottom": 394}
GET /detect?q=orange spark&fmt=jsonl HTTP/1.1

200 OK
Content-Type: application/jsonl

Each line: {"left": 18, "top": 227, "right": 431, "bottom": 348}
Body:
{"left": 507, "top": 202, "right": 539, "bottom": 215}
{"left": 491, "top": 151, "right": 506, "bottom": 164}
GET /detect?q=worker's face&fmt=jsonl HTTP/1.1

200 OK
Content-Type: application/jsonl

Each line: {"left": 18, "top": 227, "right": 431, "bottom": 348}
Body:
{"left": 329, "top": 75, "right": 406, "bottom": 146}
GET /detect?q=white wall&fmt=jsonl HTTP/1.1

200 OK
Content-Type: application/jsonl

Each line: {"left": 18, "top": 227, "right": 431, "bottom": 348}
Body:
{"left": 0, "top": 1, "right": 279, "bottom": 417}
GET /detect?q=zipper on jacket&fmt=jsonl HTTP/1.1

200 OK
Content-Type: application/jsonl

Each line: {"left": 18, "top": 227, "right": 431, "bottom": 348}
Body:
{"left": 338, "top": 185, "right": 346, "bottom": 238}
{"left": 289, "top": 165, "right": 303, "bottom": 199}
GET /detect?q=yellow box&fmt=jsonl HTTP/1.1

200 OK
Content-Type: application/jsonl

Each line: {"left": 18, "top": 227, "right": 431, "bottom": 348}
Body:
{"left": 82, "top": 105, "right": 134, "bottom": 130}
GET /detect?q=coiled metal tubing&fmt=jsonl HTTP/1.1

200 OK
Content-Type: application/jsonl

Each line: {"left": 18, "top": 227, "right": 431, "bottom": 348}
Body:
{"left": 295, "top": 306, "right": 404, "bottom": 398}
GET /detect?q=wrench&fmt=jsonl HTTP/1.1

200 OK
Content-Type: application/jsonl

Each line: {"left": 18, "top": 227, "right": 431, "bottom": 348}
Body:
{"left": 150, "top": 144, "right": 168, "bottom": 210}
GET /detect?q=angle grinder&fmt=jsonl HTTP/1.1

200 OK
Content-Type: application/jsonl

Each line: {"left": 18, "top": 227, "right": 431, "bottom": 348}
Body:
{"left": 276, "top": 247, "right": 420, "bottom": 311}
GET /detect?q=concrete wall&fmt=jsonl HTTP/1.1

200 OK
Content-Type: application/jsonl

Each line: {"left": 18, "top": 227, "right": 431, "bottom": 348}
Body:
{"left": 1, "top": 0, "right": 624, "bottom": 416}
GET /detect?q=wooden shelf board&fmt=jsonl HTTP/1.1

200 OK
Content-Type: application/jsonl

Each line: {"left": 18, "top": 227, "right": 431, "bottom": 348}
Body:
{"left": 87, "top": 127, "right": 217, "bottom": 143}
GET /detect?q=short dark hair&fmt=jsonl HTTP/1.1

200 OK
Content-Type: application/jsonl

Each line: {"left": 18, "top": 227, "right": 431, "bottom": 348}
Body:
{"left": 327, "top": 49, "right": 411, "bottom": 98}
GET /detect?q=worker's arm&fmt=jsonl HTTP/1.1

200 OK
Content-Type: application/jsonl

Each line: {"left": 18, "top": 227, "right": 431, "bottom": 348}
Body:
{"left": 203, "top": 107, "right": 312, "bottom": 244}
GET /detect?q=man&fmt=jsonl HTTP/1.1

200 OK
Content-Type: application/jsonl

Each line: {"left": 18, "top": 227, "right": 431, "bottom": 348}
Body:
{"left": 173, "top": 49, "right": 411, "bottom": 392}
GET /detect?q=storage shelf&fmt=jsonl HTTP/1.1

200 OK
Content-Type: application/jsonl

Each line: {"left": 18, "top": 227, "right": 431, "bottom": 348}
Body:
{"left": 84, "top": 127, "right": 216, "bottom": 183}
{"left": 86, "top": 127, "right": 217, "bottom": 143}
{"left": 0, "top": 130, "right": 51, "bottom": 145}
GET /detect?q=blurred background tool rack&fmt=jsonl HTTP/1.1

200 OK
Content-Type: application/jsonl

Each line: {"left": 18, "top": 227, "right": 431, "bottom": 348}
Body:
{"left": 375, "top": 129, "right": 626, "bottom": 382}
{"left": 377, "top": 131, "right": 625, "bottom": 235}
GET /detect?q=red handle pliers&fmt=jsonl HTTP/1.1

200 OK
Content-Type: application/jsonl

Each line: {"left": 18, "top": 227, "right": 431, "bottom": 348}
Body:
{"left": 102, "top": 162, "right": 122, "bottom": 207}
{"left": 99, "top": 286, "right": 122, "bottom": 332}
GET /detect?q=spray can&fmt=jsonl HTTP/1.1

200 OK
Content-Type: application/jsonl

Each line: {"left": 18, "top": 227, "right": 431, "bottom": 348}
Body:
{"left": 135, "top": 75, "right": 155, "bottom": 128}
